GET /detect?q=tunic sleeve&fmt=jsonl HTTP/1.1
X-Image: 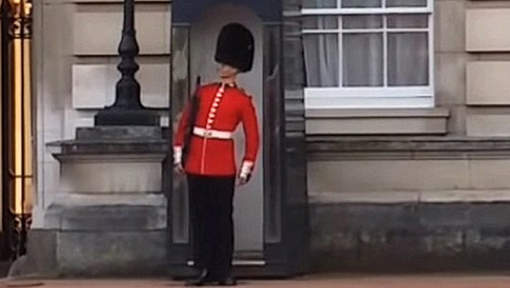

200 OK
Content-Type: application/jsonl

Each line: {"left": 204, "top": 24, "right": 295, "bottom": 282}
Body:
{"left": 240, "top": 96, "right": 260, "bottom": 177}
{"left": 173, "top": 86, "right": 201, "bottom": 164}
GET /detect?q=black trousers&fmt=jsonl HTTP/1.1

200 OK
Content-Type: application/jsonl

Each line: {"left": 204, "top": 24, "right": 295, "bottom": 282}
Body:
{"left": 188, "top": 174, "right": 235, "bottom": 278}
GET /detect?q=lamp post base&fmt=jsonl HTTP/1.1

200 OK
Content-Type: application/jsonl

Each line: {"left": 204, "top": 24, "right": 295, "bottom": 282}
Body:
{"left": 94, "top": 109, "right": 159, "bottom": 126}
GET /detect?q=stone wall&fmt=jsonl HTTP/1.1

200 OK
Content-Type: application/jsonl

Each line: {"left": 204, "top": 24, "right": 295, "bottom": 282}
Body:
{"left": 311, "top": 202, "right": 510, "bottom": 272}
{"left": 26, "top": 0, "right": 171, "bottom": 276}
{"left": 304, "top": 0, "right": 510, "bottom": 271}
{"left": 307, "top": 137, "right": 510, "bottom": 271}
{"left": 32, "top": 0, "right": 171, "bottom": 228}
{"left": 29, "top": 0, "right": 510, "bottom": 275}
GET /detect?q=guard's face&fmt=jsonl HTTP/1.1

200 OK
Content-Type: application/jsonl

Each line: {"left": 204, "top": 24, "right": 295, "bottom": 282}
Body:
{"left": 217, "top": 63, "right": 239, "bottom": 78}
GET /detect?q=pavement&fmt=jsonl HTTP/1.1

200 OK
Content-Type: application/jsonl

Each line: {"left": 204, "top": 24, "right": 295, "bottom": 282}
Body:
{"left": 2, "top": 273, "right": 510, "bottom": 288}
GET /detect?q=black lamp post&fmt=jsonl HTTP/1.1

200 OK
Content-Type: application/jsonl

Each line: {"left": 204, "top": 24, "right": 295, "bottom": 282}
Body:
{"left": 94, "top": 0, "right": 159, "bottom": 126}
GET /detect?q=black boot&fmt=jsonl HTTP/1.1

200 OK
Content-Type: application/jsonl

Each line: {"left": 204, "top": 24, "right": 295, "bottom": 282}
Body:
{"left": 217, "top": 273, "right": 237, "bottom": 286}
{"left": 185, "top": 269, "right": 215, "bottom": 286}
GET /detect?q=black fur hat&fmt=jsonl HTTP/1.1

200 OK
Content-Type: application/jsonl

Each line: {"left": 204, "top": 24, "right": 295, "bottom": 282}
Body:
{"left": 215, "top": 23, "right": 254, "bottom": 73}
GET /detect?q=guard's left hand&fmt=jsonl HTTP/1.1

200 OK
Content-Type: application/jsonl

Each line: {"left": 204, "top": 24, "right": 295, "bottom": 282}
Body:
{"left": 238, "top": 173, "right": 251, "bottom": 186}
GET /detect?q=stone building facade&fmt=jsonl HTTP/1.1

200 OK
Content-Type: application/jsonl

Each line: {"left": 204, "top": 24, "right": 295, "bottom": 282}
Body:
{"left": 6, "top": 0, "right": 510, "bottom": 276}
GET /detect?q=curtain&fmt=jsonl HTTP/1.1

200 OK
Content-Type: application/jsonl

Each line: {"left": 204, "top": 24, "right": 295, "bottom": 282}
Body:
{"left": 303, "top": 14, "right": 429, "bottom": 88}
{"left": 387, "top": 15, "right": 429, "bottom": 86}
{"left": 343, "top": 33, "right": 383, "bottom": 87}
{"left": 303, "top": 0, "right": 336, "bottom": 8}
{"left": 388, "top": 32, "right": 428, "bottom": 86}
{"left": 303, "top": 34, "right": 339, "bottom": 87}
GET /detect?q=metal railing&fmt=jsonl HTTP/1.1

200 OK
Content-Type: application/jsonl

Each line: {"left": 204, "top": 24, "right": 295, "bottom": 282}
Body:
{"left": 1, "top": 0, "right": 33, "bottom": 260}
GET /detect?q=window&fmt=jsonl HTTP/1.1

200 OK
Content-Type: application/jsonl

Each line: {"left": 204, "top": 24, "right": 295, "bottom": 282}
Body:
{"left": 302, "top": 0, "right": 434, "bottom": 108}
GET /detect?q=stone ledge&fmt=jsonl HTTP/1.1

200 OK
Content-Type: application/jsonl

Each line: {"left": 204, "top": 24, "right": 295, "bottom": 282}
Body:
{"left": 44, "top": 204, "right": 167, "bottom": 231}
{"left": 50, "top": 142, "right": 167, "bottom": 156}
{"left": 305, "top": 108, "right": 449, "bottom": 135}
{"left": 306, "top": 108, "right": 449, "bottom": 118}
{"left": 310, "top": 190, "right": 510, "bottom": 204}
{"left": 53, "top": 193, "right": 166, "bottom": 206}
{"left": 307, "top": 136, "right": 510, "bottom": 160}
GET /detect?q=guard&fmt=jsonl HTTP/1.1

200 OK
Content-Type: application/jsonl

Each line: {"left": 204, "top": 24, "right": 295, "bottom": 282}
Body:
{"left": 173, "top": 23, "right": 260, "bottom": 286}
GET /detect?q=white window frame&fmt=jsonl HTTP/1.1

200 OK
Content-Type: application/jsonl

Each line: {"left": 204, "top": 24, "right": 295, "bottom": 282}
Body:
{"left": 302, "top": 0, "right": 435, "bottom": 109}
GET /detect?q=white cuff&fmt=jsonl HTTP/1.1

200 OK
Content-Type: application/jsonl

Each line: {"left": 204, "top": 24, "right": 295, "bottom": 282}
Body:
{"left": 240, "top": 161, "right": 254, "bottom": 178}
{"left": 173, "top": 146, "right": 182, "bottom": 165}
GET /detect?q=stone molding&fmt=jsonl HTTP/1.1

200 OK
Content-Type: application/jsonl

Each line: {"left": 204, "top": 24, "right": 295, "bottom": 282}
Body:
{"left": 310, "top": 190, "right": 510, "bottom": 204}
{"left": 305, "top": 108, "right": 450, "bottom": 135}
{"left": 307, "top": 136, "right": 510, "bottom": 160}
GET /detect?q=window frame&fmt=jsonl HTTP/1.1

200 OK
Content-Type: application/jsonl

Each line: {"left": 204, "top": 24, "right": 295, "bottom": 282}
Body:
{"left": 301, "top": 1, "right": 435, "bottom": 109}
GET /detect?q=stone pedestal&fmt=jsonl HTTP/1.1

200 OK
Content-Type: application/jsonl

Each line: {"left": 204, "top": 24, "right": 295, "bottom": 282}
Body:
{"left": 15, "top": 126, "right": 169, "bottom": 277}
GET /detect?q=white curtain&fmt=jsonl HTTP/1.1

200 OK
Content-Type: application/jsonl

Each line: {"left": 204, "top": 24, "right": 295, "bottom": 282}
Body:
{"left": 342, "top": 15, "right": 384, "bottom": 87}
{"left": 303, "top": 14, "right": 429, "bottom": 88}
{"left": 388, "top": 32, "right": 428, "bottom": 86}
{"left": 304, "top": 34, "right": 339, "bottom": 87}
{"left": 343, "top": 33, "right": 383, "bottom": 87}
{"left": 387, "top": 15, "right": 429, "bottom": 86}
{"left": 303, "top": 0, "right": 336, "bottom": 8}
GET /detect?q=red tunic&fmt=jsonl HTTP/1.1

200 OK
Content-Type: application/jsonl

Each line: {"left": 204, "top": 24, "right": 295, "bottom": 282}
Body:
{"left": 174, "top": 82, "right": 260, "bottom": 177}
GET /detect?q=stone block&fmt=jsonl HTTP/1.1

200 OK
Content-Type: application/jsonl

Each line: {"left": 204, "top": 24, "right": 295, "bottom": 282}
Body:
{"left": 309, "top": 191, "right": 419, "bottom": 204}
{"left": 59, "top": 205, "right": 167, "bottom": 231}
{"left": 306, "top": 117, "right": 447, "bottom": 135}
{"left": 467, "top": 62, "right": 510, "bottom": 105}
{"left": 467, "top": 113, "right": 510, "bottom": 137}
{"left": 468, "top": 204, "right": 510, "bottom": 229}
{"left": 357, "top": 230, "right": 437, "bottom": 270}
{"left": 309, "top": 202, "right": 473, "bottom": 271}
{"left": 435, "top": 0, "right": 465, "bottom": 52}
{"left": 418, "top": 203, "right": 471, "bottom": 229}
{"left": 305, "top": 108, "right": 449, "bottom": 135}
{"left": 465, "top": 229, "right": 510, "bottom": 268}
{"left": 435, "top": 53, "right": 470, "bottom": 106}
{"left": 446, "top": 105, "right": 466, "bottom": 136}
{"left": 419, "top": 190, "right": 510, "bottom": 203}
{"left": 422, "top": 231, "right": 464, "bottom": 257}
{"left": 466, "top": 9, "right": 510, "bottom": 52}
{"left": 308, "top": 159, "right": 470, "bottom": 193}
{"left": 309, "top": 202, "right": 510, "bottom": 271}
{"left": 57, "top": 231, "right": 167, "bottom": 276}
{"left": 73, "top": 4, "right": 170, "bottom": 55}
{"left": 41, "top": 162, "right": 60, "bottom": 206}
{"left": 311, "top": 204, "right": 419, "bottom": 232}
{"left": 469, "top": 160, "right": 510, "bottom": 189}
{"left": 8, "top": 230, "right": 58, "bottom": 277}
{"left": 58, "top": 155, "right": 163, "bottom": 194}
{"left": 72, "top": 64, "right": 170, "bottom": 109}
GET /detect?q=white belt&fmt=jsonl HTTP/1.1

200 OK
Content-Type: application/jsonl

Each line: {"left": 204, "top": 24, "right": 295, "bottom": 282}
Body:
{"left": 193, "top": 127, "right": 233, "bottom": 140}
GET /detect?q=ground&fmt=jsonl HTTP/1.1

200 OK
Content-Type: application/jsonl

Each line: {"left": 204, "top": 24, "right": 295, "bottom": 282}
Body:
{"left": 2, "top": 274, "right": 510, "bottom": 288}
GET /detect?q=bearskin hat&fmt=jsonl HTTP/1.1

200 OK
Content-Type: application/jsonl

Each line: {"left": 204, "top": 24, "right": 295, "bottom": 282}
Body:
{"left": 215, "top": 23, "right": 255, "bottom": 73}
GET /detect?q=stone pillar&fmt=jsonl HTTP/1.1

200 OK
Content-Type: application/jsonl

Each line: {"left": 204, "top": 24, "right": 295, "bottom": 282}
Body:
{"left": 14, "top": 127, "right": 168, "bottom": 276}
